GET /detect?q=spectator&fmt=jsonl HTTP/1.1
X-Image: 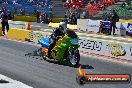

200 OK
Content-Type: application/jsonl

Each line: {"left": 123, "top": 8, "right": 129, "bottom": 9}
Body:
{"left": 66, "top": 0, "right": 73, "bottom": 3}
{"left": 77, "top": 12, "right": 80, "bottom": 19}
{"left": 27, "top": 0, "right": 33, "bottom": 3}
{"left": 0, "top": 8, "right": 9, "bottom": 35}
{"left": 41, "top": 2, "right": 45, "bottom": 7}
{"left": 98, "top": 1, "right": 106, "bottom": 10}
{"left": 99, "top": 14, "right": 110, "bottom": 34}
{"left": 81, "top": 11, "right": 86, "bottom": 18}
{"left": 64, "top": 12, "right": 68, "bottom": 23}
{"left": 36, "top": 10, "right": 40, "bottom": 23}
{"left": 2, "top": 0, "right": 8, "bottom": 3}
{"left": 13, "top": 0, "right": 18, "bottom": 4}
{"left": 39, "top": 13, "right": 49, "bottom": 23}
{"left": 98, "top": 21, "right": 103, "bottom": 33}
{"left": 90, "top": 0, "right": 94, "bottom": 5}
{"left": 109, "top": 10, "right": 119, "bottom": 35}
{"left": 39, "top": 14, "right": 44, "bottom": 23}
{"left": 126, "top": 0, "right": 131, "bottom": 5}
{"left": 43, "top": 13, "right": 48, "bottom": 23}
{"left": 121, "top": 2, "right": 126, "bottom": 8}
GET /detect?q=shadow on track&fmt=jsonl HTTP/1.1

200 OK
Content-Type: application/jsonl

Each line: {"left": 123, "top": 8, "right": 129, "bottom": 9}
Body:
{"left": 25, "top": 49, "right": 95, "bottom": 69}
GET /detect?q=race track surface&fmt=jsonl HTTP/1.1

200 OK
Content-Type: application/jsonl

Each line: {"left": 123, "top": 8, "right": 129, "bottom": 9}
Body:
{"left": 0, "top": 38, "right": 131, "bottom": 88}
{"left": 30, "top": 22, "right": 49, "bottom": 30}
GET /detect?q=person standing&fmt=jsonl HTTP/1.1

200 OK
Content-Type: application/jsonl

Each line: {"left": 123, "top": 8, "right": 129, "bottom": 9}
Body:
{"left": 64, "top": 12, "right": 68, "bottom": 24}
{"left": 36, "top": 10, "right": 40, "bottom": 23}
{"left": 109, "top": 10, "right": 119, "bottom": 35}
{"left": 0, "top": 8, "right": 9, "bottom": 36}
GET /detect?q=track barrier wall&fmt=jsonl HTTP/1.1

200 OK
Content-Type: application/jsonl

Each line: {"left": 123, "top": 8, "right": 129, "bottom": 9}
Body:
{"left": 6, "top": 28, "right": 31, "bottom": 41}
{"left": 29, "top": 31, "right": 132, "bottom": 62}
{"left": 79, "top": 37, "right": 132, "bottom": 61}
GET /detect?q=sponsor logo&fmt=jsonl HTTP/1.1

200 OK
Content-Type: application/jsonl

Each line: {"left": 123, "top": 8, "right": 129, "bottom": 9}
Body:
{"left": 107, "top": 44, "right": 126, "bottom": 56}
{"left": 88, "top": 25, "right": 99, "bottom": 27}
{"left": 79, "top": 39, "right": 102, "bottom": 51}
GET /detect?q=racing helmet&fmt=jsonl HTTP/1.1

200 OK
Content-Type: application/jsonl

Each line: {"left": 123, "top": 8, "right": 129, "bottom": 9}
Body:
{"left": 59, "top": 22, "right": 67, "bottom": 30}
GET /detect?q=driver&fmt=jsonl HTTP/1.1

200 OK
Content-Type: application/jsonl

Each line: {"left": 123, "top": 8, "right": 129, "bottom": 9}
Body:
{"left": 47, "top": 22, "right": 67, "bottom": 58}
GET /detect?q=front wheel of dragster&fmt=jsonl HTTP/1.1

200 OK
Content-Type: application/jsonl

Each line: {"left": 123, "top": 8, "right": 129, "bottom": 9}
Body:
{"left": 67, "top": 49, "right": 80, "bottom": 67}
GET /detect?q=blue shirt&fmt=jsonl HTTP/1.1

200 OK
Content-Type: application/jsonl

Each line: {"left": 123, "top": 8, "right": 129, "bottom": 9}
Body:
{"left": 102, "top": 21, "right": 110, "bottom": 29}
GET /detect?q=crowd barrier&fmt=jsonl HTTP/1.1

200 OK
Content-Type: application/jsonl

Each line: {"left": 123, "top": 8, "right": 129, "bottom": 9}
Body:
{"left": 77, "top": 19, "right": 132, "bottom": 36}
{"left": 6, "top": 28, "right": 31, "bottom": 41}
{"left": 29, "top": 31, "right": 132, "bottom": 62}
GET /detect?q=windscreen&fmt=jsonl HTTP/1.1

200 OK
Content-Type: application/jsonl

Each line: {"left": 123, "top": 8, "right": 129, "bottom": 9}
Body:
{"left": 65, "top": 30, "right": 78, "bottom": 38}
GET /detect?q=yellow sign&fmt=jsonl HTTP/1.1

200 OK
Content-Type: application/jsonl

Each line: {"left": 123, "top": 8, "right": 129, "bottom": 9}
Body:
{"left": 107, "top": 44, "right": 126, "bottom": 56}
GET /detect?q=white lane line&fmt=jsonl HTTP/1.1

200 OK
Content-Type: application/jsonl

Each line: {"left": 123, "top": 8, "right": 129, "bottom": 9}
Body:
{"left": 0, "top": 74, "right": 33, "bottom": 88}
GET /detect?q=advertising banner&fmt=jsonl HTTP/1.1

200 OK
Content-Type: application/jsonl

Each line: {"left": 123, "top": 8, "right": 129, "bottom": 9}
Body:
{"left": 87, "top": 19, "right": 100, "bottom": 33}
{"left": 115, "top": 22, "right": 121, "bottom": 35}
{"left": 77, "top": 19, "right": 89, "bottom": 32}
{"left": 79, "top": 37, "right": 132, "bottom": 60}
{"left": 77, "top": 19, "right": 101, "bottom": 33}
